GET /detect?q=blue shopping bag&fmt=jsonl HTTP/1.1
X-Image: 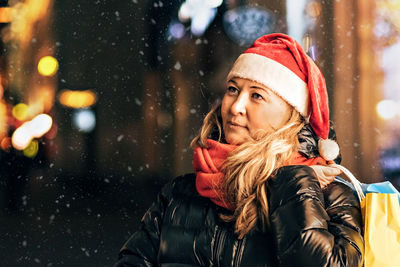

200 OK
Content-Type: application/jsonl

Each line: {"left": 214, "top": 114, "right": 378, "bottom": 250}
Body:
{"left": 336, "top": 177, "right": 400, "bottom": 204}
{"left": 364, "top": 181, "right": 400, "bottom": 203}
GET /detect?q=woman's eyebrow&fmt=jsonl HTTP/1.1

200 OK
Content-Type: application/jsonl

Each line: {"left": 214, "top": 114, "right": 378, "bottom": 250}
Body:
{"left": 228, "top": 79, "right": 237, "bottom": 85}
{"left": 250, "top": 85, "right": 272, "bottom": 95}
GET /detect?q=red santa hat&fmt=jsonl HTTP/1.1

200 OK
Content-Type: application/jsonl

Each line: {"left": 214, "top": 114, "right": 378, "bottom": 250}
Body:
{"left": 227, "top": 33, "right": 339, "bottom": 161}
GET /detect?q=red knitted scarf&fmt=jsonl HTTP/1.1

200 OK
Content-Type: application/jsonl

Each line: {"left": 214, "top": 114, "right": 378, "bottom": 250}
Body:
{"left": 193, "top": 139, "right": 328, "bottom": 210}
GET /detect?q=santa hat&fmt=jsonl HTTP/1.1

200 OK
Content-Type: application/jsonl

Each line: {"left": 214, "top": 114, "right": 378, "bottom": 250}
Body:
{"left": 226, "top": 33, "right": 339, "bottom": 161}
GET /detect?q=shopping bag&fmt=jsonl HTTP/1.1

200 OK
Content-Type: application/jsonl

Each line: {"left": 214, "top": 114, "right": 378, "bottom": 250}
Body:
{"left": 334, "top": 178, "right": 400, "bottom": 205}
{"left": 364, "top": 181, "right": 400, "bottom": 204}
{"left": 332, "top": 164, "right": 400, "bottom": 267}
{"left": 361, "top": 193, "right": 400, "bottom": 266}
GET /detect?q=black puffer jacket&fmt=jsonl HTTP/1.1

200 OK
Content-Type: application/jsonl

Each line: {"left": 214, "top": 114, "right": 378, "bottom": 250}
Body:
{"left": 115, "top": 165, "right": 364, "bottom": 266}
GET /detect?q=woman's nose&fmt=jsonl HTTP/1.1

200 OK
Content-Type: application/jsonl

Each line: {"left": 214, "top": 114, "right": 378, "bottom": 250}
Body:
{"left": 230, "top": 93, "right": 247, "bottom": 115}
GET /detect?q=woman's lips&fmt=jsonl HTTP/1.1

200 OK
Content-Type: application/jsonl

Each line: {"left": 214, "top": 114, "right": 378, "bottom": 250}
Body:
{"left": 228, "top": 121, "right": 247, "bottom": 129}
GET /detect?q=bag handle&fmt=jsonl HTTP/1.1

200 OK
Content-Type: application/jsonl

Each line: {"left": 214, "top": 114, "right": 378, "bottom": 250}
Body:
{"left": 330, "top": 164, "right": 365, "bottom": 202}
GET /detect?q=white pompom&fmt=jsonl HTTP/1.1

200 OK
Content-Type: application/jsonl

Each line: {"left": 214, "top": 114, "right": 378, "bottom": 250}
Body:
{"left": 318, "top": 139, "right": 340, "bottom": 161}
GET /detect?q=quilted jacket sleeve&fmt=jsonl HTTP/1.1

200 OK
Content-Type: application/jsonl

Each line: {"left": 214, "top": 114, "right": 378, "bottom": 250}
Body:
{"left": 114, "top": 180, "right": 174, "bottom": 267}
{"left": 267, "top": 165, "right": 364, "bottom": 267}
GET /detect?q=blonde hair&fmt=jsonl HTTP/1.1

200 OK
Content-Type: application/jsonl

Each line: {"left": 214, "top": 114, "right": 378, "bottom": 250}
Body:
{"left": 191, "top": 103, "right": 305, "bottom": 238}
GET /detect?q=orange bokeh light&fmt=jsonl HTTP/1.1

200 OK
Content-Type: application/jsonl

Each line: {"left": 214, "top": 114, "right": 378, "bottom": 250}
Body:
{"left": 58, "top": 90, "right": 97, "bottom": 108}
{"left": 0, "top": 137, "right": 12, "bottom": 151}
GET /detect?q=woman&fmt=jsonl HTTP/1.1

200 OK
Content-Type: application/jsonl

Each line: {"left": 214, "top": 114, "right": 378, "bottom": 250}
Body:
{"left": 115, "top": 33, "right": 364, "bottom": 266}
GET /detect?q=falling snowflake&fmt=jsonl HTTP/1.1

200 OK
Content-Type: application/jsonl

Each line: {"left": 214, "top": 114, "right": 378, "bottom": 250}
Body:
{"left": 134, "top": 98, "right": 142, "bottom": 106}
{"left": 174, "top": 61, "right": 181, "bottom": 70}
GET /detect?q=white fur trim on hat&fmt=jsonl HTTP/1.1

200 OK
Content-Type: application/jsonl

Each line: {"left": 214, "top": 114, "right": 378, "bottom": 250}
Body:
{"left": 227, "top": 53, "right": 310, "bottom": 118}
{"left": 318, "top": 138, "right": 340, "bottom": 161}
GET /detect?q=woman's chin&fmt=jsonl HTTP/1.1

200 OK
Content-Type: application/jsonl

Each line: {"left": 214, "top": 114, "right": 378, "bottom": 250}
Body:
{"left": 224, "top": 134, "right": 249, "bottom": 145}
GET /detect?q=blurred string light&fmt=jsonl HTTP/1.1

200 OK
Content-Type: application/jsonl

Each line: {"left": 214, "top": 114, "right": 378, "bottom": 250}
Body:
{"left": 12, "top": 114, "right": 53, "bottom": 150}
{"left": 12, "top": 103, "right": 30, "bottom": 121}
{"left": 38, "top": 56, "right": 59, "bottom": 76}
{"left": 58, "top": 89, "right": 97, "bottom": 109}
{"left": 178, "top": 0, "right": 223, "bottom": 36}
{"left": 72, "top": 109, "right": 96, "bottom": 133}
{"left": 376, "top": 99, "right": 400, "bottom": 120}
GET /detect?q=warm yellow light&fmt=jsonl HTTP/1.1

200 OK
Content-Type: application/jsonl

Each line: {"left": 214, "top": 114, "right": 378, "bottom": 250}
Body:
{"left": 0, "top": 7, "right": 12, "bottom": 23}
{"left": 23, "top": 140, "right": 39, "bottom": 158}
{"left": 376, "top": 99, "right": 398, "bottom": 120}
{"left": 12, "top": 103, "right": 30, "bottom": 121}
{"left": 38, "top": 56, "right": 59, "bottom": 76}
{"left": 58, "top": 90, "right": 97, "bottom": 108}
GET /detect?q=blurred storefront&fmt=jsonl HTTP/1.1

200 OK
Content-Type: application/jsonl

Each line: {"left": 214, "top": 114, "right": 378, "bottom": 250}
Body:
{"left": 331, "top": 0, "right": 400, "bottom": 187}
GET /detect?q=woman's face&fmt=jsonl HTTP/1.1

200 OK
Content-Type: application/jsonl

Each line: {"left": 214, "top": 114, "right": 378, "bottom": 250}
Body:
{"left": 221, "top": 77, "right": 292, "bottom": 145}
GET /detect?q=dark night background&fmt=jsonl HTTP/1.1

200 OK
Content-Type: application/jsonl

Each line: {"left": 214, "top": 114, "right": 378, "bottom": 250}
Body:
{"left": 0, "top": 0, "right": 249, "bottom": 265}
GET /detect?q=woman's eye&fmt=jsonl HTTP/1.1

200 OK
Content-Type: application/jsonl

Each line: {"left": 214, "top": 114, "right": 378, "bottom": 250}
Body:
{"left": 227, "top": 86, "right": 238, "bottom": 94}
{"left": 252, "top": 93, "right": 264, "bottom": 100}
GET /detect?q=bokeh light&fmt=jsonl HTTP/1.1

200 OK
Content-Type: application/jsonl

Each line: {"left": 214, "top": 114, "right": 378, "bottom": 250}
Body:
{"left": 0, "top": 7, "right": 12, "bottom": 23}
{"left": 23, "top": 140, "right": 39, "bottom": 158}
{"left": 11, "top": 113, "right": 53, "bottom": 150}
{"left": 38, "top": 56, "right": 59, "bottom": 76}
{"left": 12, "top": 124, "right": 32, "bottom": 150}
{"left": 206, "top": 0, "right": 223, "bottom": 8}
{"left": 306, "top": 1, "right": 322, "bottom": 18}
{"left": 168, "top": 21, "right": 185, "bottom": 39}
{"left": 0, "top": 137, "right": 11, "bottom": 151}
{"left": 73, "top": 109, "right": 96, "bottom": 133}
{"left": 376, "top": 99, "right": 399, "bottom": 120}
{"left": 191, "top": 8, "right": 217, "bottom": 36}
{"left": 58, "top": 90, "right": 97, "bottom": 109}
{"left": 178, "top": 0, "right": 220, "bottom": 36}
{"left": 178, "top": 2, "right": 191, "bottom": 22}
{"left": 29, "top": 114, "right": 53, "bottom": 138}
{"left": 223, "top": 6, "right": 275, "bottom": 46}
{"left": 12, "top": 103, "right": 30, "bottom": 121}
